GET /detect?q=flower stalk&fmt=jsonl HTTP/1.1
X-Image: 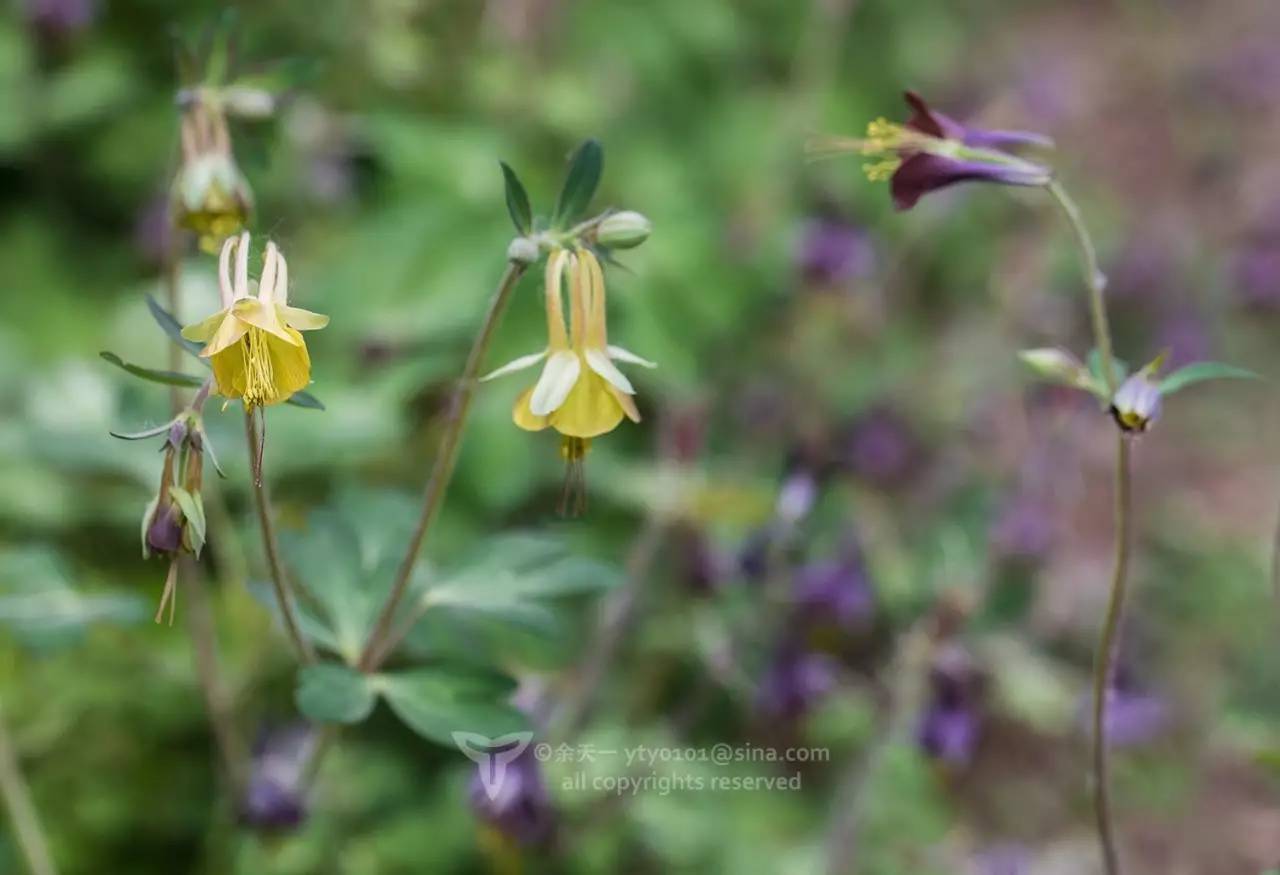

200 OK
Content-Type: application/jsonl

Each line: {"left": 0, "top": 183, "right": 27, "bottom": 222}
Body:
{"left": 244, "top": 410, "right": 316, "bottom": 665}
{"left": 356, "top": 258, "right": 530, "bottom": 672}
{"left": 1047, "top": 180, "right": 1128, "bottom": 875}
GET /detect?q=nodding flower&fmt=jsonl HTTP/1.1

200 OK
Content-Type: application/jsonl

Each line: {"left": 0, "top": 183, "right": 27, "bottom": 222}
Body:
{"left": 181, "top": 233, "right": 329, "bottom": 410}
{"left": 171, "top": 95, "right": 253, "bottom": 252}
{"left": 813, "top": 91, "right": 1053, "bottom": 210}
{"left": 1110, "top": 370, "right": 1163, "bottom": 433}
{"left": 482, "top": 247, "right": 655, "bottom": 513}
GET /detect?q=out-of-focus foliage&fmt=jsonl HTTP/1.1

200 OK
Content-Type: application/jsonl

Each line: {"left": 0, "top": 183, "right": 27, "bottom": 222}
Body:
{"left": 2, "top": 0, "right": 1279, "bottom": 872}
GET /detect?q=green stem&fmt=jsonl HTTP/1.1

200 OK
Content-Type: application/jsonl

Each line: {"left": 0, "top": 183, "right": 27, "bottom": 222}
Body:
{"left": 244, "top": 410, "right": 316, "bottom": 665}
{"left": 0, "top": 699, "right": 58, "bottom": 875}
{"left": 1047, "top": 181, "right": 1128, "bottom": 875}
{"left": 1046, "top": 180, "right": 1117, "bottom": 393}
{"left": 357, "top": 259, "right": 529, "bottom": 671}
{"left": 1091, "top": 434, "right": 1132, "bottom": 875}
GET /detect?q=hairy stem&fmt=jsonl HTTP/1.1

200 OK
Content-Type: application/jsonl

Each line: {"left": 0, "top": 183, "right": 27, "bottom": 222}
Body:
{"left": 357, "top": 260, "right": 528, "bottom": 672}
{"left": 244, "top": 410, "right": 316, "bottom": 664}
{"left": 0, "top": 700, "right": 58, "bottom": 875}
{"left": 1047, "top": 181, "right": 1129, "bottom": 875}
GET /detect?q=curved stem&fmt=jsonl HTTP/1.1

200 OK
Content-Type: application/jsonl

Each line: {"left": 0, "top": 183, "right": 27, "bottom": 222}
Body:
{"left": 0, "top": 699, "right": 58, "bottom": 875}
{"left": 1047, "top": 181, "right": 1129, "bottom": 875}
{"left": 1091, "top": 434, "right": 1132, "bottom": 875}
{"left": 244, "top": 410, "right": 316, "bottom": 664}
{"left": 1046, "top": 181, "right": 1116, "bottom": 393}
{"left": 358, "top": 259, "right": 529, "bottom": 671}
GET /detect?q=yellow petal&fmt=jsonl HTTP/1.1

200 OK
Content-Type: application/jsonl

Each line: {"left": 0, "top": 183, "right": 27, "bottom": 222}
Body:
{"left": 264, "top": 327, "right": 312, "bottom": 401}
{"left": 232, "top": 299, "right": 300, "bottom": 345}
{"left": 608, "top": 384, "right": 641, "bottom": 423}
{"left": 209, "top": 341, "right": 248, "bottom": 400}
{"left": 201, "top": 312, "right": 250, "bottom": 357}
{"left": 512, "top": 386, "right": 550, "bottom": 431}
{"left": 182, "top": 309, "right": 232, "bottom": 343}
{"left": 549, "top": 370, "right": 625, "bottom": 438}
{"left": 279, "top": 304, "right": 330, "bottom": 331}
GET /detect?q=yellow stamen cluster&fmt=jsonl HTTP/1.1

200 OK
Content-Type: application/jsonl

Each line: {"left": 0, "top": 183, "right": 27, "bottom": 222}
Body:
{"left": 242, "top": 330, "right": 277, "bottom": 409}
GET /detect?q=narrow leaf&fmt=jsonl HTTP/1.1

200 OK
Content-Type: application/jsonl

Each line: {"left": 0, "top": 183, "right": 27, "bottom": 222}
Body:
{"left": 295, "top": 664, "right": 376, "bottom": 724}
{"left": 109, "top": 421, "right": 175, "bottom": 441}
{"left": 500, "top": 161, "right": 533, "bottom": 235}
{"left": 286, "top": 389, "right": 325, "bottom": 410}
{"left": 146, "top": 295, "right": 209, "bottom": 363}
{"left": 552, "top": 139, "right": 603, "bottom": 228}
{"left": 1159, "top": 361, "right": 1260, "bottom": 396}
{"left": 100, "top": 352, "right": 204, "bottom": 388}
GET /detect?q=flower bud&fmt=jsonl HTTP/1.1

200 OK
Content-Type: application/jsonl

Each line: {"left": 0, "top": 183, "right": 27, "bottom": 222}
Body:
{"left": 1018, "top": 348, "right": 1090, "bottom": 388}
{"left": 506, "top": 236, "right": 539, "bottom": 265}
{"left": 1110, "top": 372, "right": 1162, "bottom": 433}
{"left": 140, "top": 415, "right": 207, "bottom": 560}
{"left": 172, "top": 100, "right": 253, "bottom": 252}
{"left": 222, "top": 86, "right": 276, "bottom": 120}
{"left": 595, "top": 210, "right": 652, "bottom": 249}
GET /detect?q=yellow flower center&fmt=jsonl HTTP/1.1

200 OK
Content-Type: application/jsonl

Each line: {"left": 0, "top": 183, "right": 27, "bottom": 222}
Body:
{"left": 243, "top": 328, "right": 276, "bottom": 409}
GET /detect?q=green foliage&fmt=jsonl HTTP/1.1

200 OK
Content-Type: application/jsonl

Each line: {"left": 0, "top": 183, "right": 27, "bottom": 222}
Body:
{"left": 296, "top": 663, "right": 376, "bottom": 723}
{"left": 553, "top": 138, "right": 604, "bottom": 229}
{"left": 99, "top": 351, "right": 203, "bottom": 388}
{"left": 379, "top": 668, "right": 526, "bottom": 745}
{"left": 1158, "top": 361, "right": 1260, "bottom": 395}
{"left": 500, "top": 161, "right": 534, "bottom": 235}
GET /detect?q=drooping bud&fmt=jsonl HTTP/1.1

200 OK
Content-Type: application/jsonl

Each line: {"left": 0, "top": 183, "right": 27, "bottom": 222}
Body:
{"left": 595, "top": 210, "right": 652, "bottom": 250}
{"left": 171, "top": 96, "right": 253, "bottom": 253}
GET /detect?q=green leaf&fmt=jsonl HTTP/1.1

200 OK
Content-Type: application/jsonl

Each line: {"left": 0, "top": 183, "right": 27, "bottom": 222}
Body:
{"left": 286, "top": 389, "right": 325, "bottom": 410}
{"left": 1158, "top": 361, "right": 1260, "bottom": 396}
{"left": 379, "top": 667, "right": 526, "bottom": 746}
{"left": 500, "top": 161, "right": 533, "bottom": 235}
{"left": 146, "top": 295, "right": 208, "bottom": 363}
{"left": 552, "top": 139, "right": 603, "bottom": 228}
{"left": 295, "top": 663, "right": 376, "bottom": 724}
{"left": 168, "top": 487, "right": 206, "bottom": 558}
{"left": 99, "top": 352, "right": 204, "bottom": 388}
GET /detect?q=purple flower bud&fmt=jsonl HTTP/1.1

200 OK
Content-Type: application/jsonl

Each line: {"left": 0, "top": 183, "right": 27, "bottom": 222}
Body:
{"left": 755, "top": 647, "right": 836, "bottom": 722}
{"left": 917, "top": 704, "right": 980, "bottom": 766}
{"left": 144, "top": 503, "right": 184, "bottom": 556}
{"left": 794, "top": 218, "right": 876, "bottom": 288}
{"left": 1079, "top": 686, "right": 1169, "bottom": 749}
{"left": 468, "top": 749, "right": 555, "bottom": 847}
{"left": 241, "top": 725, "right": 316, "bottom": 831}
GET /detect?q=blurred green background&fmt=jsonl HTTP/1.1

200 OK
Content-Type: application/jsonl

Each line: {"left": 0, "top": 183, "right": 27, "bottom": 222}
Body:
{"left": 2, "top": 0, "right": 1279, "bottom": 872}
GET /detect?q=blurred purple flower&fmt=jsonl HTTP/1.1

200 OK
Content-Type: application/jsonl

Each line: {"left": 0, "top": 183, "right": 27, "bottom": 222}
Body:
{"left": 738, "top": 527, "right": 775, "bottom": 582}
{"left": 794, "top": 218, "right": 876, "bottom": 288}
{"left": 755, "top": 647, "right": 837, "bottom": 722}
{"left": 973, "top": 844, "right": 1030, "bottom": 875}
{"left": 917, "top": 645, "right": 984, "bottom": 766}
{"left": 241, "top": 724, "right": 316, "bottom": 831}
{"left": 469, "top": 748, "right": 555, "bottom": 847}
{"left": 1234, "top": 246, "right": 1280, "bottom": 310}
{"left": 1156, "top": 309, "right": 1212, "bottom": 370}
{"left": 24, "top": 0, "right": 95, "bottom": 37}
{"left": 990, "top": 494, "right": 1055, "bottom": 563}
{"left": 841, "top": 406, "right": 919, "bottom": 489}
{"left": 775, "top": 468, "right": 820, "bottom": 527}
{"left": 793, "top": 552, "right": 873, "bottom": 630}
{"left": 1080, "top": 685, "right": 1170, "bottom": 749}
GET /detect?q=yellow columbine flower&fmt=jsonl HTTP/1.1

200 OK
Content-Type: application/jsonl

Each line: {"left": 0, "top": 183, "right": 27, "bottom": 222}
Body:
{"left": 482, "top": 247, "right": 655, "bottom": 511}
{"left": 181, "top": 233, "right": 329, "bottom": 409}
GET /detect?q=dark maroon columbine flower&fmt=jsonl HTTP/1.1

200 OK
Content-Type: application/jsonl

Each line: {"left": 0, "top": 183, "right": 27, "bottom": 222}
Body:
{"left": 468, "top": 749, "right": 555, "bottom": 847}
{"left": 818, "top": 91, "right": 1052, "bottom": 211}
